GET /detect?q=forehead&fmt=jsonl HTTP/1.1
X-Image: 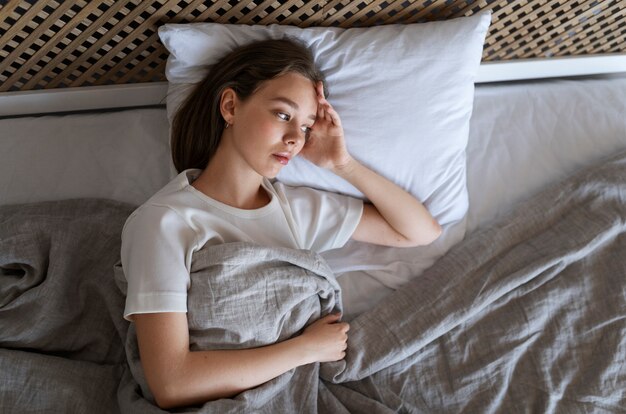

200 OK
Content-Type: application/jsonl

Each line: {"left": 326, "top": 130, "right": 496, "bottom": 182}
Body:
{"left": 255, "top": 72, "right": 317, "bottom": 112}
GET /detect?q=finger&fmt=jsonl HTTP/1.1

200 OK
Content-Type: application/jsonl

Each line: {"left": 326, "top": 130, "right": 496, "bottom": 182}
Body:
{"left": 316, "top": 81, "right": 324, "bottom": 98}
{"left": 324, "top": 103, "right": 342, "bottom": 127}
{"left": 316, "top": 84, "right": 329, "bottom": 102}
{"left": 324, "top": 313, "right": 341, "bottom": 322}
{"left": 320, "top": 102, "right": 330, "bottom": 120}
{"left": 317, "top": 100, "right": 325, "bottom": 120}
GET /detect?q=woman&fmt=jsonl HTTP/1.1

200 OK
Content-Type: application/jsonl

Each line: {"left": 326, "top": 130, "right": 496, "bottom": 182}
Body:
{"left": 120, "top": 37, "right": 441, "bottom": 409}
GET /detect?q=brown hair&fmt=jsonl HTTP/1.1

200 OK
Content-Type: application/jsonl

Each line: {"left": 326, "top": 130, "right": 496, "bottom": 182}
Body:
{"left": 170, "top": 37, "right": 327, "bottom": 173}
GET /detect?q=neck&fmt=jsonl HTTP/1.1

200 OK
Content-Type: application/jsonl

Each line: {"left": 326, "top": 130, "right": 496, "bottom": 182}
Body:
{"left": 191, "top": 139, "right": 270, "bottom": 210}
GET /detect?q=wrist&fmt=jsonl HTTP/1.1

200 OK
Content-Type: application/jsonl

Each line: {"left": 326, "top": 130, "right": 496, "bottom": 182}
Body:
{"left": 289, "top": 334, "right": 315, "bottom": 366}
{"left": 331, "top": 156, "right": 358, "bottom": 178}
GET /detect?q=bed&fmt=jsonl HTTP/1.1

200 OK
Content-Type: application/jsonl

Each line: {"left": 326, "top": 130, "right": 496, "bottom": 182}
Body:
{"left": 1, "top": 1, "right": 626, "bottom": 413}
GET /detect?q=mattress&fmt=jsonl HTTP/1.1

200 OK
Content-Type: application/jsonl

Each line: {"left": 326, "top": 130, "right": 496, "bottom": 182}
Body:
{"left": 466, "top": 73, "right": 626, "bottom": 233}
{"left": 2, "top": 74, "right": 626, "bottom": 315}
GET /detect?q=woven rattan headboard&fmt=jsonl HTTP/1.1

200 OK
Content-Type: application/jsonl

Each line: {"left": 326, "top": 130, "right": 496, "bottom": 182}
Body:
{"left": 1, "top": 0, "right": 624, "bottom": 93}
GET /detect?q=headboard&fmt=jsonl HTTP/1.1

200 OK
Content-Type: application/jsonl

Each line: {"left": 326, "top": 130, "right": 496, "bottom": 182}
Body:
{"left": 1, "top": 0, "right": 625, "bottom": 94}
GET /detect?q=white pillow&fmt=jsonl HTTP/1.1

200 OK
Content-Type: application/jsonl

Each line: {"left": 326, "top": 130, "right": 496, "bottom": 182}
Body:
{"left": 158, "top": 13, "right": 491, "bottom": 293}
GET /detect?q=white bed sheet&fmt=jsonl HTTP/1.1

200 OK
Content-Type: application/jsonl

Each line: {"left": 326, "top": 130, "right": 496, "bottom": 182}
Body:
{"left": 2, "top": 75, "right": 625, "bottom": 316}
{"left": 467, "top": 74, "right": 626, "bottom": 234}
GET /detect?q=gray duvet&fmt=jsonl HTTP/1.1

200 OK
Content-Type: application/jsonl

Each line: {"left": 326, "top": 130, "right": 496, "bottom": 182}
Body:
{"left": 1, "top": 150, "right": 625, "bottom": 413}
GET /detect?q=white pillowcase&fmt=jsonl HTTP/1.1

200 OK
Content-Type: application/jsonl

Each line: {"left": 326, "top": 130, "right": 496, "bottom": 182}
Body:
{"left": 158, "top": 13, "right": 491, "bottom": 294}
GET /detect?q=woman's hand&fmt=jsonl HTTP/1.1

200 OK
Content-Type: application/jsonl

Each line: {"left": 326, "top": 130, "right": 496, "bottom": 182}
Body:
{"left": 299, "top": 82, "right": 353, "bottom": 171}
{"left": 299, "top": 313, "right": 350, "bottom": 363}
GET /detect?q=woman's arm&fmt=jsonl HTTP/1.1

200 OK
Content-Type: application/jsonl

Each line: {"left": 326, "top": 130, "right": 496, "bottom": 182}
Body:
{"left": 300, "top": 82, "right": 442, "bottom": 248}
{"left": 334, "top": 160, "right": 442, "bottom": 247}
{"left": 134, "top": 312, "right": 348, "bottom": 409}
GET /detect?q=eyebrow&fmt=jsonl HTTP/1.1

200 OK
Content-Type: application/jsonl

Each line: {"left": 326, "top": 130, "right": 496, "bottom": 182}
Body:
{"left": 270, "top": 97, "right": 317, "bottom": 121}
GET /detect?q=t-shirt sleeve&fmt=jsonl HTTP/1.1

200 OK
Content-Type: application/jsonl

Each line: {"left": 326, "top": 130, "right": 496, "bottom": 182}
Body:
{"left": 120, "top": 204, "right": 197, "bottom": 322}
{"left": 278, "top": 184, "right": 364, "bottom": 252}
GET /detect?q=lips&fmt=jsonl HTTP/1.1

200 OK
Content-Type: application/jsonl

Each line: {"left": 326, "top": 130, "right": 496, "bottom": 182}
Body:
{"left": 272, "top": 153, "right": 291, "bottom": 165}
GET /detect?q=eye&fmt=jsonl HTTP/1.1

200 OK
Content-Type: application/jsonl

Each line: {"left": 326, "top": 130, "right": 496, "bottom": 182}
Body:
{"left": 301, "top": 126, "right": 312, "bottom": 141}
{"left": 277, "top": 112, "right": 290, "bottom": 121}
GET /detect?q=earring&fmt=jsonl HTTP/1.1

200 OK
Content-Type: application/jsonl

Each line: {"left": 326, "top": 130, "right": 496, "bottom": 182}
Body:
{"left": 225, "top": 122, "right": 230, "bottom": 129}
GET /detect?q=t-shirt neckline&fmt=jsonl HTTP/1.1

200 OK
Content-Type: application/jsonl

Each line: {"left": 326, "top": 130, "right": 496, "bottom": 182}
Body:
{"left": 182, "top": 169, "right": 279, "bottom": 218}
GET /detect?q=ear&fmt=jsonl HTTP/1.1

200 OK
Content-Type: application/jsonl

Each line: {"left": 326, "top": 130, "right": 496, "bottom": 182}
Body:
{"left": 219, "top": 88, "right": 237, "bottom": 125}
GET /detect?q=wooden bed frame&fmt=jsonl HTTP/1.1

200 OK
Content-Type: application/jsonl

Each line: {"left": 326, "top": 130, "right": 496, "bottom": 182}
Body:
{"left": 1, "top": 0, "right": 625, "bottom": 116}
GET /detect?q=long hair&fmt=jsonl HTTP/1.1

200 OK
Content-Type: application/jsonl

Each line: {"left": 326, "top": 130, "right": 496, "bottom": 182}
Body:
{"left": 170, "top": 38, "right": 327, "bottom": 173}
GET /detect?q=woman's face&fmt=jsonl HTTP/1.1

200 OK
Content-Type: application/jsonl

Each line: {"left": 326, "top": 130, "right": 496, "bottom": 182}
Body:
{"left": 228, "top": 72, "right": 319, "bottom": 178}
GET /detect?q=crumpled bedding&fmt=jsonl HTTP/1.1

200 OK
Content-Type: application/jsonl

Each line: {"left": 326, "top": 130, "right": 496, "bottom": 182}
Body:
{"left": 114, "top": 241, "right": 345, "bottom": 411}
{"left": 1, "top": 150, "right": 626, "bottom": 413}
{"left": 0, "top": 199, "right": 133, "bottom": 413}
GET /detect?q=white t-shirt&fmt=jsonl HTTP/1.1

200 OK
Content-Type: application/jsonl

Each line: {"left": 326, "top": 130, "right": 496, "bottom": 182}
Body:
{"left": 120, "top": 169, "right": 363, "bottom": 321}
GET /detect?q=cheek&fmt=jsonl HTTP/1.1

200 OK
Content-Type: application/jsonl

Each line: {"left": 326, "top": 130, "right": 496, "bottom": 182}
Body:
{"left": 251, "top": 116, "right": 279, "bottom": 140}
{"left": 294, "top": 137, "right": 306, "bottom": 152}
{"left": 259, "top": 121, "right": 277, "bottom": 136}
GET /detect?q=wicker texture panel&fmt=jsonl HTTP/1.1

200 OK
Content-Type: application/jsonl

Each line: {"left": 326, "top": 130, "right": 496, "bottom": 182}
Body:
{"left": 0, "top": 0, "right": 624, "bottom": 92}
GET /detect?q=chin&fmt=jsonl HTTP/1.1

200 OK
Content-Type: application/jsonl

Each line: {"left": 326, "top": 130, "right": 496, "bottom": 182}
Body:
{"left": 259, "top": 167, "right": 281, "bottom": 180}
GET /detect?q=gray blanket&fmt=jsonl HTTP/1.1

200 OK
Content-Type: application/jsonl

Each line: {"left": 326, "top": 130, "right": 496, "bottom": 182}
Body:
{"left": 2, "top": 150, "right": 626, "bottom": 413}
{"left": 114, "top": 242, "right": 346, "bottom": 412}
